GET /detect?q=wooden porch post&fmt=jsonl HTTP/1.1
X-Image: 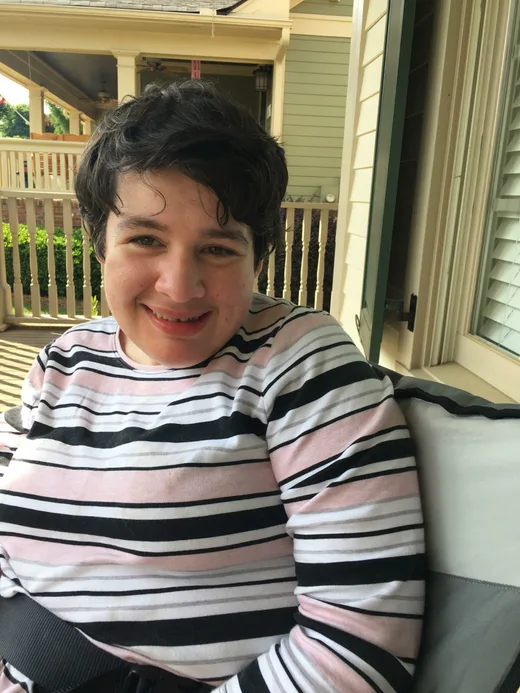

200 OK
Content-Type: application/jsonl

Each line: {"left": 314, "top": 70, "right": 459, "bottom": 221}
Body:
{"left": 270, "top": 27, "right": 290, "bottom": 141}
{"left": 83, "top": 119, "right": 93, "bottom": 136}
{"left": 114, "top": 51, "right": 140, "bottom": 102}
{"left": 28, "top": 87, "right": 45, "bottom": 136}
{"left": 68, "top": 108, "right": 81, "bottom": 135}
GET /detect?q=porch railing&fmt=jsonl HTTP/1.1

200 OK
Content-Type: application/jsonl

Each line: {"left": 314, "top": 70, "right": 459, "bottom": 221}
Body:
{"left": 0, "top": 138, "right": 85, "bottom": 193}
{"left": 0, "top": 178, "right": 338, "bottom": 327}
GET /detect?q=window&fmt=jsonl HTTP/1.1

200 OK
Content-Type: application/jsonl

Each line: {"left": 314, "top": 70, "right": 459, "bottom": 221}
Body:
{"left": 473, "top": 6, "right": 520, "bottom": 359}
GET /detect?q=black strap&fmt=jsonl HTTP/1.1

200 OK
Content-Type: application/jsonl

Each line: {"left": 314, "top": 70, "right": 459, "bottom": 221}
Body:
{"left": 0, "top": 594, "right": 211, "bottom": 693}
{"left": 0, "top": 593, "right": 126, "bottom": 692}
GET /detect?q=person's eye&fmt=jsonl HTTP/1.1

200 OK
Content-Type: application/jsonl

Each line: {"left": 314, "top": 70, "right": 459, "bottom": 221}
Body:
{"left": 130, "top": 236, "right": 161, "bottom": 247}
{"left": 203, "top": 246, "right": 237, "bottom": 257}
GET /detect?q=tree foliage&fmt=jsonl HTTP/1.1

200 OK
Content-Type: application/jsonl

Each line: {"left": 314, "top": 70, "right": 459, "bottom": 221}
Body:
{"left": 46, "top": 102, "right": 69, "bottom": 134}
{"left": 0, "top": 101, "right": 30, "bottom": 138}
{"left": 0, "top": 100, "right": 70, "bottom": 137}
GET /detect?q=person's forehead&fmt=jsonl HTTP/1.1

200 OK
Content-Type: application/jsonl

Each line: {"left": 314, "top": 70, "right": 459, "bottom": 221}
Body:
{"left": 111, "top": 171, "right": 252, "bottom": 243}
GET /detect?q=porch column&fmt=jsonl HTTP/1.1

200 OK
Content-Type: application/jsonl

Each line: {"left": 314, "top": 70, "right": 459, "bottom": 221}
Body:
{"left": 270, "top": 28, "right": 289, "bottom": 141}
{"left": 83, "top": 118, "right": 92, "bottom": 136}
{"left": 68, "top": 108, "right": 81, "bottom": 135}
{"left": 28, "top": 86, "right": 45, "bottom": 135}
{"left": 113, "top": 51, "right": 140, "bottom": 102}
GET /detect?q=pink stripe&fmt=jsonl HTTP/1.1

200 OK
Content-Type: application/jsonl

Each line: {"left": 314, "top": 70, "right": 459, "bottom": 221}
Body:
{"left": 299, "top": 595, "right": 422, "bottom": 659}
{"left": 292, "top": 627, "right": 376, "bottom": 693}
{"left": 3, "top": 535, "right": 293, "bottom": 572}
{"left": 7, "top": 461, "right": 278, "bottom": 505}
{"left": 270, "top": 403, "right": 408, "bottom": 485}
{"left": 43, "top": 368, "right": 194, "bottom": 396}
{"left": 57, "top": 328, "right": 116, "bottom": 352}
{"left": 286, "top": 470, "right": 420, "bottom": 514}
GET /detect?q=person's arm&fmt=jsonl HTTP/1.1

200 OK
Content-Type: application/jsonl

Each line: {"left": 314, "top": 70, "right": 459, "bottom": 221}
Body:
{"left": 0, "top": 408, "right": 26, "bottom": 483}
{"left": 0, "top": 346, "right": 47, "bottom": 485}
{"left": 216, "top": 309, "right": 425, "bottom": 693}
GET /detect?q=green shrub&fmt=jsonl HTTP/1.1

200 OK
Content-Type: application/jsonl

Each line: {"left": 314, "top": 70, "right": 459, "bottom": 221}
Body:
{"left": 2, "top": 223, "right": 101, "bottom": 302}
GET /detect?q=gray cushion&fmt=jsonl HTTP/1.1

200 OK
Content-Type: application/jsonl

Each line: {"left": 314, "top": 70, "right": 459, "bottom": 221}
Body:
{"left": 393, "top": 378, "right": 520, "bottom": 693}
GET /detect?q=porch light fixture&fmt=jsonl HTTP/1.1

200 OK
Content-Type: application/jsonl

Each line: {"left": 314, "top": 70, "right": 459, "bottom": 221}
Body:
{"left": 97, "top": 81, "right": 110, "bottom": 102}
{"left": 254, "top": 65, "right": 271, "bottom": 93}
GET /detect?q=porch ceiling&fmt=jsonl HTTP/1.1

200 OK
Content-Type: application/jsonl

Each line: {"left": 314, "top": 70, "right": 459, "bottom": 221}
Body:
{"left": 34, "top": 52, "right": 117, "bottom": 102}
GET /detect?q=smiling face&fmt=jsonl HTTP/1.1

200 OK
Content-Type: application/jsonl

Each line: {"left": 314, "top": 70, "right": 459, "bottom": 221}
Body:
{"left": 102, "top": 169, "right": 260, "bottom": 368}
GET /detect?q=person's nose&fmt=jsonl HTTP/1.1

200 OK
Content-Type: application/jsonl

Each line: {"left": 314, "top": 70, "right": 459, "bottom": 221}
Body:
{"left": 153, "top": 249, "right": 205, "bottom": 303}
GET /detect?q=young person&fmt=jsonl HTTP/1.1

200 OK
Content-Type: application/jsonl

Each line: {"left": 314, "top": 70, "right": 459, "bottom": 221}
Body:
{"left": 0, "top": 81, "right": 425, "bottom": 693}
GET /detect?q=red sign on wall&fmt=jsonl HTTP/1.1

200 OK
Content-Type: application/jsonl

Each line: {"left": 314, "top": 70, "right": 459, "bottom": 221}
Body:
{"left": 191, "top": 60, "right": 201, "bottom": 79}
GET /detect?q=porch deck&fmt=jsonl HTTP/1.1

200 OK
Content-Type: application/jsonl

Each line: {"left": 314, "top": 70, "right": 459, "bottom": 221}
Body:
{"left": 0, "top": 326, "right": 66, "bottom": 411}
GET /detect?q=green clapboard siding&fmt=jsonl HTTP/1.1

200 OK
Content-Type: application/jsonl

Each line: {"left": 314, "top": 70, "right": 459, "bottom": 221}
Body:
{"left": 292, "top": 0, "right": 353, "bottom": 17}
{"left": 283, "top": 34, "right": 350, "bottom": 201}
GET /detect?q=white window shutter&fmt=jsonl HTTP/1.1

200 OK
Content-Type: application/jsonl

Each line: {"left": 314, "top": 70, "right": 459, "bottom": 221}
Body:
{"left": 476, "top": 34, "right": 520, "bottom": 358}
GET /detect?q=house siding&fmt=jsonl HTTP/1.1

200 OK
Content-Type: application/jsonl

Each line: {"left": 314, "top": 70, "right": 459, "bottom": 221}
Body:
{"left": 283, "top": 34, "right": 350, "bottom": 200}
{"left": 292, "top": 0, "right": 353, "bottom": 17}
{"left": 330, "top": 0, "right": 388, "bottom": 345}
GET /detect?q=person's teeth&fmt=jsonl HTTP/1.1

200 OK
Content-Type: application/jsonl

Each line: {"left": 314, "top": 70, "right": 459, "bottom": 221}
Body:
{"left": 153, "top": 312, "right": 199, "bottom": 323}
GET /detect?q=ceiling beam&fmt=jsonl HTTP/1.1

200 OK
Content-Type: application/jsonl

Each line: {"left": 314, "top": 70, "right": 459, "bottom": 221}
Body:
{"left": 0, "top": 50, "right": 96, "bottom": 120}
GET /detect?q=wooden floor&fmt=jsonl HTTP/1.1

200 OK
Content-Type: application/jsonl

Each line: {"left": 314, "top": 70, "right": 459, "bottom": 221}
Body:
{"left": 0, "top": 326, "right": 68, "bottom": 411}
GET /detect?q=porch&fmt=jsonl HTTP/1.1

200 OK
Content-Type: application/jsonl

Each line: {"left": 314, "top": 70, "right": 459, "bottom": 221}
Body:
{"left": 0, "top": 326, "right": 66, "bottom": 410}
{"left": 0, "top": 137, "right": 339, "bottom": 408}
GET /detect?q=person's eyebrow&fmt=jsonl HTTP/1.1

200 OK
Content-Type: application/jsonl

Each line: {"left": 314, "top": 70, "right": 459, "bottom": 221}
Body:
{"left": 116, "top": 216, "right": 250, "bottom": 247}
{"left": 202, "top": 228, "right": 250, "bottom": 247}
{"left": 116, "top": 216, "right": 169, "bottom": 233}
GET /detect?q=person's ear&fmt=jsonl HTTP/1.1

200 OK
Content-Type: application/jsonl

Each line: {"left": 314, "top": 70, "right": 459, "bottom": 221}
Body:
{"left": 255, "top": 259, "right": 263, "bottom": 277}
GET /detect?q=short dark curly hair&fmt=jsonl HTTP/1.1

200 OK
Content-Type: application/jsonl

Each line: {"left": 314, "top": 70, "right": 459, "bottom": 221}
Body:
{"left": 75, "top": 80, "right": 288, "bottom": 266}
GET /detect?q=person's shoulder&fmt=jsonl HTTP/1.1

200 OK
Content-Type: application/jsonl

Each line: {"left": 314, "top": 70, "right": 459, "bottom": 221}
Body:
{"left": 252, "top": 295, "right": 351, "bottom": 346}
{"left": 244, "top": 294, "right": 358, "bottom": 364}
{"left": 44, "top": 317, "right": 118, "bottom": 357}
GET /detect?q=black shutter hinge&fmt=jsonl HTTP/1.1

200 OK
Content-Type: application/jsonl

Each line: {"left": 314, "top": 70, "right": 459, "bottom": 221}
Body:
{"left": 384, "top": 293, "right": 417, "bottom": 332}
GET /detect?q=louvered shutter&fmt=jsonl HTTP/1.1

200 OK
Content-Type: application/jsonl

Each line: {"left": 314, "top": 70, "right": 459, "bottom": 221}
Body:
{"left": 475, "top": 21, "right": 520, "bottom": 357}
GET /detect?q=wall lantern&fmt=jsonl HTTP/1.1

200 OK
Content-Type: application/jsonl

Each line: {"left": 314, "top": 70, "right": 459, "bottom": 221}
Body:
{"left": 254, "top": 65, "right": 271, "bottom": 93}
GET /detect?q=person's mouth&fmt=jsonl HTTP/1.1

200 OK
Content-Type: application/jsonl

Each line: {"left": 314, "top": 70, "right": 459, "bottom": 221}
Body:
{"left": 144, "top": 306, "right": 211, "bottom": 335}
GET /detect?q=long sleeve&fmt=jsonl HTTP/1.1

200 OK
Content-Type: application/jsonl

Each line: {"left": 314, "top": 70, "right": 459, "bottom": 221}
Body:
{"left": 0, "top": 347, "right": 45, "bottom": 486}
{"left": 216, "top": 310, "right": 425, "bottom": 693}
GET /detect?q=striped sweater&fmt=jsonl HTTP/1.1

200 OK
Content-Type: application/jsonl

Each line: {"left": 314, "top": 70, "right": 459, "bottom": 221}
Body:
{"left": 0, "top": 294, "right": 425, "bottom": 693}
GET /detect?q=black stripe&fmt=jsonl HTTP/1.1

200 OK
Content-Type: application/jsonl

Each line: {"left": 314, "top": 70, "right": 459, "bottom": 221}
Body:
{"left": 46, "top": 362, "right": 194, "bottom": 382}
{"left": 318, "top": 598, "right": 423, "bottom": 620}
{"left": 239, "top": 314, "right": 286, "bottom": 337}
{"left": 31, "top": 575, "right": 297, "bottom": 599}
{"left": 285, "top": 467, "right": 419, "bottom": 504}
{"left": 271, "top": 360, "right": 385, "bottom": 422}
{"left": 237, "top": 658, "right": 271, "bottom": 693}
{"left": 280, "top": 425, "right": 409, "bottom": 486}
{"left": 265, "top": 341, "right": 353, "bottom": 401}
{"left": 1, "top": 487, "right": 279, "bottom": 509}
{"left": 269, "top": 395, "right": 394, "bottom": 454}
{"left": 303, "top": 633, "right": 386, "bottom": 693}
{"left": 2, "top": 660, "right": 30, "bottom": 692}
{"left": 274, "top": 642, "right": 304, "bottom": 693}
{"left": 49, "top": 348, "right": 124, "bottom": 370}
{"left": 297, "top": 613, "right": 413, "bottom": 691}
{"left": 27, "top": 410, "right": 266, "bottom": 446}
{"left": 13, "top": 455, "right": 268, "bottom": 472}
{"left": 80, "top": 606, "right": 297, "bottom": 647}
{"left": 0, "top": 530, "right": 289, "bottom": 557}
{"left": 293, "top": 522, "right": 424, "bottom": 541}
{"left": 38, "top": 388, "right": 243, "bottom": 416}
{"left": 291, "top": 438, "right": 415, "bottom": 489}
{"left": 296, "top": 554, "right": 427, "bottom": 586}
{"left": 395, "top": 387, "right": 520, "bottom": 419}
{"left": 0, "top": 502, "right": 287, "bottom": 542}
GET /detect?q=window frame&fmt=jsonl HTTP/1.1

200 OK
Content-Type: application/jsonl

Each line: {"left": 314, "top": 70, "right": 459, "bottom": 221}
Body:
{"left": 429, "top": 0, "right": 520, "bottom": 401}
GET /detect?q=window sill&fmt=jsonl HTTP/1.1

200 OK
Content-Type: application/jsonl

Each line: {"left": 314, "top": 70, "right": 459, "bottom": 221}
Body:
{"left": 408, "top": 362, "right": 516, "bottom": 404}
